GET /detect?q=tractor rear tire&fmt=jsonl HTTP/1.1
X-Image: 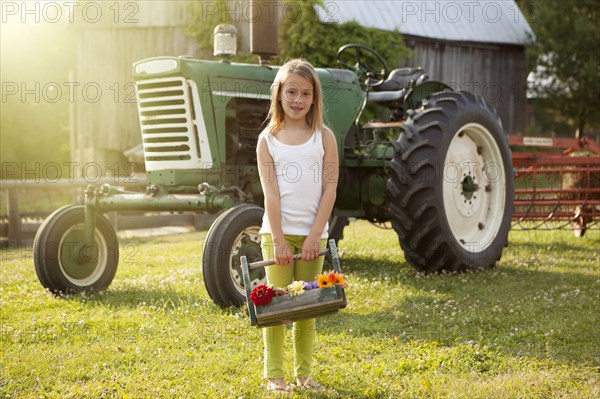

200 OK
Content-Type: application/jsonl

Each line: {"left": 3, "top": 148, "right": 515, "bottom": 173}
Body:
{"left": 387, "top": 91, "right": 514, "bottom": 273}
{"left": 33, "top": 205, "right": 119, "bottom": 293}
{"left": 202, "top": 204, "right": 266, "bottom": 307}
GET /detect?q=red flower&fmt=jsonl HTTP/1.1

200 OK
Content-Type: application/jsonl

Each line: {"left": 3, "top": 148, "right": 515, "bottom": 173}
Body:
{"left": 250, "top": 285, "right": 275, "bottom": 306}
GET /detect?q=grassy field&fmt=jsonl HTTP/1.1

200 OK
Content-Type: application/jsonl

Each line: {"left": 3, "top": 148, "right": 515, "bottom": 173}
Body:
{"left": 1, "top": 220, "right": 599, "bottom": 398}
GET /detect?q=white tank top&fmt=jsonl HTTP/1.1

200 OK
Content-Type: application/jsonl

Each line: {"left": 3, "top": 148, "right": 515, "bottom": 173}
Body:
{"left": 259, "top": 128, "right": 329, "bottom": 238}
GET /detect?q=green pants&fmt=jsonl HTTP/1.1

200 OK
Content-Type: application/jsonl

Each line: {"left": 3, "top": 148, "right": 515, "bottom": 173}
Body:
{"left": 261, "top": 234, "right": 327, "bottom": 379}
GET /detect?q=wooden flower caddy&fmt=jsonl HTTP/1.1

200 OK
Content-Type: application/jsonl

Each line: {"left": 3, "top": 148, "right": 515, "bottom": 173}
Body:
{"left": 241, "top": 239, "right": 347, "bottom": 328}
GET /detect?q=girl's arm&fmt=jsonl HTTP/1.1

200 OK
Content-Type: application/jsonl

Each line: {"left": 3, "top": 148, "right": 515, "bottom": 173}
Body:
{"left": 257, "top": 135, "right": 294, "bottom": 265}
{"left": 302, "top": 128, "right": 339, "bottom": 261}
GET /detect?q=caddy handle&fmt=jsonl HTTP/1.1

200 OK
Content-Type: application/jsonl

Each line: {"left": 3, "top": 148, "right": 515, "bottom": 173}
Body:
{"left": 248, "top": 249, "right": 330, "bottom": 270}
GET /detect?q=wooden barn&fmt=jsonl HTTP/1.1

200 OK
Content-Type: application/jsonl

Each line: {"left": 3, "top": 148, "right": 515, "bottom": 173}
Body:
{"left": 70, "top": 1, "right": 198, "bottom": 171}
{"left": 71, "top": 0, "right": 534, "bottom": 169}
{"left": 315, "top": 0, "right": 535, "bottom": 134}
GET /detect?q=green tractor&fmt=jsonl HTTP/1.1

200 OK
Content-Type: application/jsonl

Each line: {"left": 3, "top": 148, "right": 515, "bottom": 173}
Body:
{"left": 33, "top": 43, "right": 514, "bottom": 307}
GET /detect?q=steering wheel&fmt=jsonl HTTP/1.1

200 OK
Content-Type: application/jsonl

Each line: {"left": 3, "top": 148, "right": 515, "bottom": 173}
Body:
{"left": 336, "top": 44, "right": 389, "bottom": 88}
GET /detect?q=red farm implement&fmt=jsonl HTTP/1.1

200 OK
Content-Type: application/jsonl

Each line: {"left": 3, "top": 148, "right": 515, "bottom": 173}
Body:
{"left": 510, "top": 135, "right": 600, "bottom": 236}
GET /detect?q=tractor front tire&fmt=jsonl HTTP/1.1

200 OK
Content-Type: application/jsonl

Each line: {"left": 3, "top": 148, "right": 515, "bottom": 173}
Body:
{"left": 387, "top": 91, "right": 514, "bottom": 273}
{"left": 202, "top": 207, "right": 351, "bottom": 307}
{"left": 202, "top": 204, "right": 266, "bottom": 307}
{"left": 33, "top": 205, "right": 119, "bottom": 293}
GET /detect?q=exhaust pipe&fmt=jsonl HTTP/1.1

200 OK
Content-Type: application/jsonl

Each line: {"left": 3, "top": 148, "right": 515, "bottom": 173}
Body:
{"left": 249, "top": 0, "right": 278, "bottom": 65}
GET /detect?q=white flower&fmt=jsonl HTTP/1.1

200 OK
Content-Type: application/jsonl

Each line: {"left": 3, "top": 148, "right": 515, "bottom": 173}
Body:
{"left": 287, "top": 281, "right": 305, "bottom": 297}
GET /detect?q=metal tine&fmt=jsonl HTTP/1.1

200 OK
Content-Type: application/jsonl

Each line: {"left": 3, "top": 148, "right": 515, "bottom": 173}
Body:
{"left": 248, "top": 248, "right": 330, "bottom": 270}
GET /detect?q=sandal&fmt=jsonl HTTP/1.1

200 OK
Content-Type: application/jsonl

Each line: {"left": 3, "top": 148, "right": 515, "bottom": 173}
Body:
{"left": 266, "top": 378, "right": 290, "bottom": 393}
{"left": 295, "top": 377, "right": 326, "bottom": 392}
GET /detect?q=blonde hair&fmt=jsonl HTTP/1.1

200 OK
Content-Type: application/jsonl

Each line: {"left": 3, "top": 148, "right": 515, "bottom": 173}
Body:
{"left": 265, "top": 58, "right": 325, "bottom": 134}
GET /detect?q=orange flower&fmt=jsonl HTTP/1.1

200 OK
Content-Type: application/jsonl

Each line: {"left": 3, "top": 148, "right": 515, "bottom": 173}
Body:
{"left": 316, "top": 271, "right": 348, "bottom": 289}
{"left": 333, "top": 273, "right": 346, "bottom": 287}
{"left": 317, "top": 274, "right": 332, "bottom": 288}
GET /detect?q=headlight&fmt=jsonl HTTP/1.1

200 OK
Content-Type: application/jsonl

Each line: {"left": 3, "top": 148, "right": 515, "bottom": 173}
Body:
{"left": 135, "top": 59, "right": 178, "bottom": 75}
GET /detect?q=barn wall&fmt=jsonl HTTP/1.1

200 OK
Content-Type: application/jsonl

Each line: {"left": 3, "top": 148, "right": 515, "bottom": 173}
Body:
{"left": 406, "top": 37, "right": 527, "bottom": 134}
{"left": 72, "top": 1, "right": 198, "bottom": 170}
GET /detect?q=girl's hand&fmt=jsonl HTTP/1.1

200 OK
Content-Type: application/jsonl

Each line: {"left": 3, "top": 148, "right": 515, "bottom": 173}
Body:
{"left": 301, "top": 233, "right": 321, "bottom": 261}
{"left": 274, "top": 239, "right": 293, "bottom": 265}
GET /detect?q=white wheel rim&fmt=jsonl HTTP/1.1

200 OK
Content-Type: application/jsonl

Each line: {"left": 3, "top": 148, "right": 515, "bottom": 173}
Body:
{"left": 443, "top": 123, "right": 506, "bottom": 253}
{"left": 58, "top": 223, "right": 108, "bottom": 286}
{"left": 229, "top": 227, "right": 266, "bottom": 296}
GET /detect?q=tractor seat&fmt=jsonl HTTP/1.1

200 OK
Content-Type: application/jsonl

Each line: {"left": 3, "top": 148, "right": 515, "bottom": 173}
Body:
{"left": 375, "top": 67, "right": 428, "bottom": 92}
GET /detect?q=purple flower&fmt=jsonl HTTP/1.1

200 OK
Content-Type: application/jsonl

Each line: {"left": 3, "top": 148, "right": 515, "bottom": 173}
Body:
{"left": 303, "top": 281, "right": 319, "bottom": 290}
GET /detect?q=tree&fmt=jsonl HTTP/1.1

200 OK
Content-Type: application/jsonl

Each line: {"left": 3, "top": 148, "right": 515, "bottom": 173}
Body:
{"left": 522, "top": 0, "right": 600, "bottom": 138}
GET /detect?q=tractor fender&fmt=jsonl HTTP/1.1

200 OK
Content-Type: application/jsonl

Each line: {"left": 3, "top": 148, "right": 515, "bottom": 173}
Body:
{"left": 403, "top": 80, "right": 454, "bottom": 111}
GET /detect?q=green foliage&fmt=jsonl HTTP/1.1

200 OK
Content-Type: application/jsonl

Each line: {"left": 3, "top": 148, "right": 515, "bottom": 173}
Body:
{"left": 186, "top": 0, "right": 229, "bottom": 58}
{"left": 186, "top": 0, "right": 411, "bottom": 69}
{"left": 186, "top": 0, "right": 258, "bottom": 63}
{"left": 523, "top": 0, "right": 600, "bottom": 137}
{"left": 2, "top": 221, "right": 599, "bottom": 397}
{"left": 277, "top": 0, "right": 411, "bottom": 68}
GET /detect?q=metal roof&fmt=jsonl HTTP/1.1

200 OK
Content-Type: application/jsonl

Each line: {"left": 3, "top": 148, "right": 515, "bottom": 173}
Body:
{"left": 315, "top": 0, "right": 535, "bottom": 46}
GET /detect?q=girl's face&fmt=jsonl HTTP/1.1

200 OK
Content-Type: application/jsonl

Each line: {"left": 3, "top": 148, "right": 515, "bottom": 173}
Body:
{"left": 279, "top": 73, "right": 314, "bottom": 123}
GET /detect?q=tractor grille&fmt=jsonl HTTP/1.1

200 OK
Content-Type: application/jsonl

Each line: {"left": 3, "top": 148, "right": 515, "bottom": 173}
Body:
{"left": 135, "top": 77, "right": 209, "bottom": 171}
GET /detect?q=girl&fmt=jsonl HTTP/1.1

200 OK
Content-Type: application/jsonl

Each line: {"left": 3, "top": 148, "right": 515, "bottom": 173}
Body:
{"left": 256, "top": 58, "right": 339, "bottom": 392}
